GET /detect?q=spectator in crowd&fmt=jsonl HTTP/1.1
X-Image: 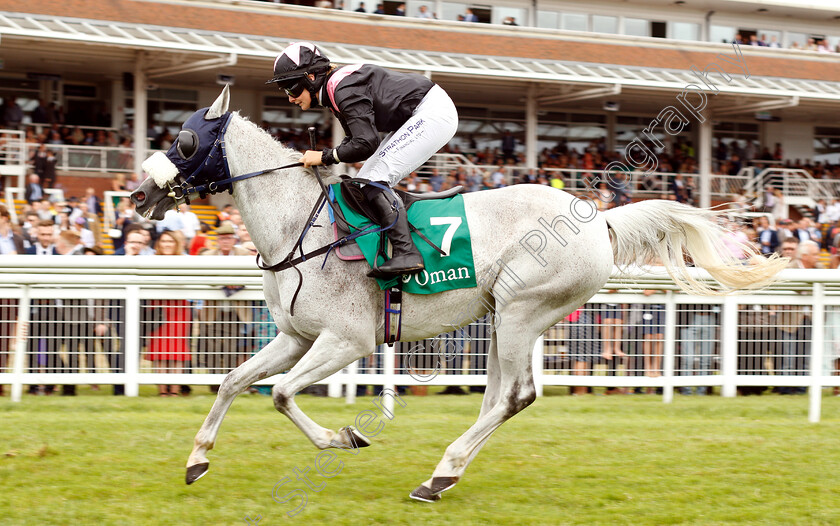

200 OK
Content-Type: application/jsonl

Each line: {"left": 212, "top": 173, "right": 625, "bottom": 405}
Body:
{"left": 756, "top": 216, "right": 779, "bottom": 256}
{"left": 642, "top": 289, "right": 665, "bottom": 393}
{"left": 0, "top": 204, "right": 25, "bottom": 255}
{"left": 394, "top": 2, "right": 405, "bottom": 15}
{"left": 197, "top": 222, "right": 252, "bottom": 391}
{"left": 777, "top": 218, "right": 801, "bottom": 243}
{"left": 157, "top": 207, "right": 184, "bottom": 235}
{"left": 24, "top": 173, "right": 45, "bottom": 204}
{"left": 189, "top": 222, "right": 212, "bottom": 255}
{"left": 680, "top": 304, "right": 719, "bottom": 395}
{"left": 354, "top": 2, "right": 366, "bottom": 12}
{"left": 501, "top": 130, "right": 516, "bottom": 163}
{"left": 2, "top": 97, "right": 24, "bottom": 129}
{"left": 26, "top": 219, "right": 58, "bottom": 256}
{"left": 503, "top": 16, "right": 518, "bottom": 26}
{"left": 416, "top": 4, "right": 433, "bottom": 18}
{"left": 31, "top": 99, "right": 49, "bottom": 124}
{"left": 567, "top": 306, "right": 599, "bottom": 396}
{"left": 373, "top": 3, "right": 385, "bottom": 14}
{"left": 145, "top": 230, "right": 192, "bottom": 397}
{"left": 462, "top": 8, "right": 478, "bottom": 22}
{"left": 30, "top": 144, "right": 58, "bottom": 189}
{"left": 178, "top": 203, "right": 201, "bottom": 246}
{"left": 215, "top": 203, "right": 233, "bottom": 227}
{"left": 792, "top": 238, "right": 820, "bottom": 270}
{"left": 768, "top": 35, "right": 781, "bottom": 48}
{"left": 601, "top": 297, "right": 626, "bottom": 394}
{"left": 121, "top": 228, "right": 151, "bottom": 256}
{"left": 71, "top": 216, "right": 95, "bottom": 248}
{"left": 84, "top": 187, "right": 103, "bottom": 216}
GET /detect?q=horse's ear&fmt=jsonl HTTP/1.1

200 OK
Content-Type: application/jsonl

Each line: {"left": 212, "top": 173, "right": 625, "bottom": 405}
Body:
{"left": 206, "top": 85, "right": 230, "bottom": 120}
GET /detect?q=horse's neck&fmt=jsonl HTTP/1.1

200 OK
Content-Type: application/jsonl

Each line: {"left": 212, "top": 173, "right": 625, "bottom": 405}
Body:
{"left": 225, "top": 116, "right": 327, "bottom": 265}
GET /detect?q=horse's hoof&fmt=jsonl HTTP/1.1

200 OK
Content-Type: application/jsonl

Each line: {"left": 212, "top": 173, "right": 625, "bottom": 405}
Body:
{"left": 186, "top": 462, "right": 209, "bottom": 485}
{"left": 340, "top": 426, "right": 371, "bottom": 448}
{"left": 409, "top": 485, "right": 441, "bottom": 502}
{"left": 430, "top": 476, "right": 459, "bottom": 495}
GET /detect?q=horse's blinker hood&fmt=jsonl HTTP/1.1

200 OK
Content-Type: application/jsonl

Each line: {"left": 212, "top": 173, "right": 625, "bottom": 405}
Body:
{"left": 165, "top": 108, "right": 234, "bottom": 196}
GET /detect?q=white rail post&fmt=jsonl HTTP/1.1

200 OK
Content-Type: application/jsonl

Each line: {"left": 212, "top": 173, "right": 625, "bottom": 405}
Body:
{"left": 383, "top": 343, "right": 396, "bottom": 416}
{"left": 720, "top": 295, "right": 739, "bottom": 398}
{"left": 809, "top": 283, "right": 825, "bottom": 424}
{"left": 10, "top": 286, "right": 30, "bottom": 403}
{"left": 662, "top": 291, "right": 677, "bottom": 403}
{"left": 532, "top": 335, "right": 544, "bottom": 397}
{"left": 327, "top": 372, "right": 342, "bottom": 398}
{"left": 124, "top": 286, "right": 141, "bottom": 397}
{"left": 345, "top": 360, "right": 357, "bottom": 405}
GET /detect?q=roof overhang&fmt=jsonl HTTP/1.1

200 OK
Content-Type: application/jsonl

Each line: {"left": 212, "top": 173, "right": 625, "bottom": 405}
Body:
{"left": 1, "top": 12, "right": 839, "bottom": 112}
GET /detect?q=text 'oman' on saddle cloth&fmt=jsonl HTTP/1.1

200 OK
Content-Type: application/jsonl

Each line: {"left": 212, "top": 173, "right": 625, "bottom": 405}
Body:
{"left": 329, "top": 183, "right": 477, "bottom": 294}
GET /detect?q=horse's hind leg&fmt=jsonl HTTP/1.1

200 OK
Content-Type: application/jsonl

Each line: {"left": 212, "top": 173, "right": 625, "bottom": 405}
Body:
{"left": 186, "top": 332, "right": 312, "bottom": 484}
{"left": 410, "top": 322, "right": 538, "bottom": 502}
{"left": 271, "top": 331, "right": 375, "bottom": 451}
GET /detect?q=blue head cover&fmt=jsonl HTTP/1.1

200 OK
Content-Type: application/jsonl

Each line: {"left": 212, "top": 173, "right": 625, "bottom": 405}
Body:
{"left": 165, "top": 108, "right": 233, "bottom": 193}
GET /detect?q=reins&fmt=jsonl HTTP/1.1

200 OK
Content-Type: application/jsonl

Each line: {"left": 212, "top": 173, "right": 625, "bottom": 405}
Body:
{"left": 169, "top": 119, "right": 404, "bottom": 316}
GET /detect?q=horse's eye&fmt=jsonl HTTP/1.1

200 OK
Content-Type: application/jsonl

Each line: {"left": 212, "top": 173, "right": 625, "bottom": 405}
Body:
{"left": 176, "top": 129, "right": 199, "bottom": 160}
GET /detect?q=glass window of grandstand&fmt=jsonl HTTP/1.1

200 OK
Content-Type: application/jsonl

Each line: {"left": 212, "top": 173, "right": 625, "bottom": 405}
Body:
{"left": 0, "top": 76, "right": 41, "bottom": 127}
{"left": 672, "top": 22, "right": 700, "bottom": 41}
{"left": 615, "top": 115, "right": 692, "bottom": 158}
{"left": 441, "top": 2, "right": 490, "bottom": 22}
{"left": 786, "top": 32, "right": 807, "bottom": 49}
{"left": 759, "top": 30, "right": 782, "bottom": 47}
{"left": 407, "top": 1, "right": 435, "bottom": 18}
{"left": 714, "top": 121, "right": 759, "bottom": 163}
{"left": 592, "top": 15, "right": 617, "bottom": 34}
{"left": 624, "top": 18, "right": 650, "bottom": 37}
{"left": 624, "top": 19, "right": 666, "bottom": 38}
{"left": 561, "top": 12, "right": 587, "bottom": 32}
{"left": 494, "top": 6, "right": 525, "bottom": 26}
{"left": 710, "top": 25, "right": 735, "bottom": 44}
{"left": 142, "top": 89, "right": 198, "bottom": 149}
{"left": 828, "top": 36, "right": 840, "bottom": 53}
{"left": 814, "top": 127, "right": 840, "bottom": 163}
{"left": 537, "top": 10, "right": 559, "bottom": 29}
{"left": 262, "top": 95, "right": 333, "bottom": 146}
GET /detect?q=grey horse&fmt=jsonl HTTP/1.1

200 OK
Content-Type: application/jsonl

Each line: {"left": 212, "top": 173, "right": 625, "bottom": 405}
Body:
{"left": 130, "top": 86, "right": 785, "bottom": 502}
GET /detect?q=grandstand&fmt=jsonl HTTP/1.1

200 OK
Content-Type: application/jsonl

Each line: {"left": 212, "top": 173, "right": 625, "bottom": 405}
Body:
{"left": 0, "top": 0, "right": 838, "bottom": 257}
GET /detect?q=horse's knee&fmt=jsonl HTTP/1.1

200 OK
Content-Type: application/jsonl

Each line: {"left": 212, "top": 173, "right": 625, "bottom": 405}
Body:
{"left": 504, "top": 380, "right": 536, "bottom": 419}
{"left": 218, "top": 371, "right": 240, "bottom": 397}
{"left": 272, "top": 385, "right": 291, "bottom": 412}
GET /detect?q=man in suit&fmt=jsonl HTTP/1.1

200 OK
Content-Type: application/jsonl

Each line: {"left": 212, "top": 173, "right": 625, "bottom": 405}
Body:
{"left": 25, "top": 220, "right": 58, "bottom": 255}
{"left": 463, "top": 8, "right": 478, "bottom": 22}
{"left": 24, "top": 220, "right": 58, "bottom": 394}
{"left": 24, "top": 173, "right": 45, "bottom": 204}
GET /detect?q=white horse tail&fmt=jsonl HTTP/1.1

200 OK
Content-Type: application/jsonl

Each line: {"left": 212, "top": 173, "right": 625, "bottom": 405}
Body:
{"left": 603, "top": 200, "right": 788, "bottom": 295}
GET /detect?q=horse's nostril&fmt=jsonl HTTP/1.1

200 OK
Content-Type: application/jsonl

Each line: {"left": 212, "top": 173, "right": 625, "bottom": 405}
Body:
{"left": 134, "top": 191, "right": 146, "bottom": 203}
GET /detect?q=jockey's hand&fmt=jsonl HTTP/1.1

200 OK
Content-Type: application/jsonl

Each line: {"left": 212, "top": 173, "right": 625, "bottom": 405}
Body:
{"left": 300, "top": 150, "right": 323, "bottom": 168}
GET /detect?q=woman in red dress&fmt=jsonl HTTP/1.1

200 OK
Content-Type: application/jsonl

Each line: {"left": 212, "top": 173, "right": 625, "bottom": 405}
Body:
{"left": 146, "top": 230, "right": 192, "bottom": 396}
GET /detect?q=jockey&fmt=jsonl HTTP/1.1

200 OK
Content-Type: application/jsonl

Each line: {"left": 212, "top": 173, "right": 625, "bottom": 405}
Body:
{"left": 266, "top": 42, "right": 459, "bottom": 279}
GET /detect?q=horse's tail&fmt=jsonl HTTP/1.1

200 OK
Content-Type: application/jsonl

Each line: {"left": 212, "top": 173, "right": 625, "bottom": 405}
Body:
{"left": 603, "top": 200, "right": 787, "bottom": 295}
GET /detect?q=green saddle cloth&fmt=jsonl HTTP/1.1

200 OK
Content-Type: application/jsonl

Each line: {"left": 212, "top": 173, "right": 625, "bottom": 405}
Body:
{"left": 331, "top": 183, "right": 477, "bottom": 294}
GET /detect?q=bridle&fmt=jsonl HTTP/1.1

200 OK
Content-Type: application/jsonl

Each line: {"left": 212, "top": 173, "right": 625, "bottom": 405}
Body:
{"left": 163, "top": 114, "right": 399, "bottom": 315}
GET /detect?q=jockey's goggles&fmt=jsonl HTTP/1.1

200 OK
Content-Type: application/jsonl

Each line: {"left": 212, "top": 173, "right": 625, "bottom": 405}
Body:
{"left": 279, "top": 78, "right": 307, "bottom": 99}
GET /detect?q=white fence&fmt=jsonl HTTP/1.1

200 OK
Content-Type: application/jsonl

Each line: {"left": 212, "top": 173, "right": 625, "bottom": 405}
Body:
{"left": 0, "top": 256, "right": 838, "bottom": 422}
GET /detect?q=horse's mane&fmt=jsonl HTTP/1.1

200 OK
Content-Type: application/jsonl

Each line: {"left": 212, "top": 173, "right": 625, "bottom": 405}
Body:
{"left": 231, "top": 111, "right": 341, "bottom": 185}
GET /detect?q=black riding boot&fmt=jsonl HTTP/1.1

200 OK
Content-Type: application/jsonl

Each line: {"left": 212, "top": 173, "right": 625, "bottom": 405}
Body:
{"left": 362, "top": 185, "right": 424, "bottom": 279}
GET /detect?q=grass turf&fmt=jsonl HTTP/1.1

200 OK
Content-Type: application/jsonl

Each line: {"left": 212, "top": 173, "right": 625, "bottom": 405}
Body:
{"left": 1, "top": 386, "right": 839, "bottom": 525}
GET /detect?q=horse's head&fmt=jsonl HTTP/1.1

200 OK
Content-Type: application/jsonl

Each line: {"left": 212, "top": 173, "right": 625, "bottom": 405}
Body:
{"left": 131, "top": 85, "right": 232, "bottom": 220}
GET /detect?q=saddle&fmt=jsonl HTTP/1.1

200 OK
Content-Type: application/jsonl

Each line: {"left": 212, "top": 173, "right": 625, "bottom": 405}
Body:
{"left": 331, "top": 178, "right": 465, "bottom": 260}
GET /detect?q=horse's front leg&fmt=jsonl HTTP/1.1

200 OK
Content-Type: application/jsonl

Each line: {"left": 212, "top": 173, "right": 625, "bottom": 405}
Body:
{"left": 186, "top": 332, "right": 312, "bottom": 484}
{"left": 271, "top": 331, "right": 375, "bottom": 451}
